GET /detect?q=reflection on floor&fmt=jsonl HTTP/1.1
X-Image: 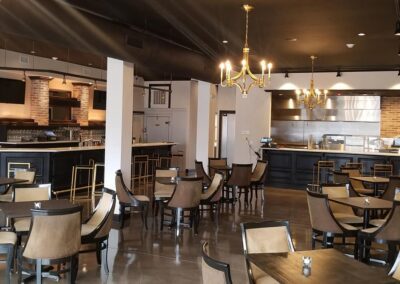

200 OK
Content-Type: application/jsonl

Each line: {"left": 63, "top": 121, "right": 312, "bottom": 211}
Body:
{"left": 0, "top": 187, "right": 388, "bottom": 283}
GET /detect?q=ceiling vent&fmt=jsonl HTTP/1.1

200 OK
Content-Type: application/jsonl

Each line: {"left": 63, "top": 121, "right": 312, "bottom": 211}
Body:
{"left": 126, "top": 35, "right": 143, "bottom": 49}
{"left": 20, "top": 54, "right": 29, "bottom": 65}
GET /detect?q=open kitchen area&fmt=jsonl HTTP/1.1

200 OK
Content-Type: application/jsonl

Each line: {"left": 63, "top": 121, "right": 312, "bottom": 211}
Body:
{"left": 1, "top": 1, "right": 400, "bottom": 283}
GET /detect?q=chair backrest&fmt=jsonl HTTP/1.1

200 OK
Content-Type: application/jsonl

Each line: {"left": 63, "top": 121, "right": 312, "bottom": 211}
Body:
{"left": 241, "top": 220, "right": 295, "bottom": 255}
{"left": 208, "top": 158, "right": 227, "bottom": 177}
{"left": 374, "top": 163, "right": 393, "bottom": 177}
{"left": 345, "top": 162, "right": 363, "bottom": 171}
{"left": 195, "top": 160, "right": 212, "bottom": 184}
{"left": 389, "top": 251, "right": 400, "bottom": 280}
{"left": 321, "top": 184, "right": 354, "bottom": 215}
{"left": 251, "top": 160, "right": 268, "bottom": 182}
{"left": 23, "top": 206, "right": 82, "bottom": 260}
{"left": 306, "top": 189, "right": 344, "bottom": 234}
{"left": 84, "top": 188, "right": 116, "bottom": 240}
{"left": 382, "top": 176, "right": 400, "bottom": 201}
{"left": 155, "top": 168, "right": 178, "bottom": 178}
{"left": 226, "top": 163, "right": 252, "bottom": 187}
{"left": 374, "top": 200, "right": 400, "bottom": 241}
{"left": 13, "top": 183, "right": 51, "bottom": 202}
{"left": 202, "top": 242, "right": 233, "bottom": 284}
{"left": 333, "top": 171, "right": 349, "bottom": 184}
{"left": 202, "top": 173, "right": 224, "bottom": 202}
{"left": 14, "top": 169, "right": 36, "bottom": 184}
{"left": 341, "top": 167, "right": 361, "bottom": 177}
{"left": 168, "top": 177, "right": 203, "bottom": 209}
{"left": 115, "top": 170, "right": 133, "bottom": 204}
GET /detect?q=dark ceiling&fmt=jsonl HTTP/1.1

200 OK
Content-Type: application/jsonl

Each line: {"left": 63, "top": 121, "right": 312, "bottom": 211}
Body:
{"left": 0, "top": 0, "right": 399, "bottom": 82}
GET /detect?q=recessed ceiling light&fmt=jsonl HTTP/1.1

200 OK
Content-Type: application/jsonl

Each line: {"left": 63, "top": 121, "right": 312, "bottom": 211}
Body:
{"left": 51, "top": 56, "right": 58, "bottom": 60}
{"left": 222, "top": 40, "right": 228, "bottom": 44}
{"left": 286, "top": 38, "right": 297, "bottom": 42}
{"left": 358, "top": 33, "right": 366, "bottom": 37}
{"left": 30, "top": 50, "right": 36, "bottom": 54}
{"left": 88, "top": 63, "right": 92, "bottom": 66}
{"left": 346, "top": 43, "right": 355, "bottom": 48}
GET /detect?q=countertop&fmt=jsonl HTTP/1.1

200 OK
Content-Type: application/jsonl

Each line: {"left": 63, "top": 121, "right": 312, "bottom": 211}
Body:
{"left": 0, "top": 142, "right": 176, "bottom": 153}
{"left": 261, "top": 146, "right": 400, "bottom": 157}
{"left": 0, "top": 140, "right": 80, "bottom": 145}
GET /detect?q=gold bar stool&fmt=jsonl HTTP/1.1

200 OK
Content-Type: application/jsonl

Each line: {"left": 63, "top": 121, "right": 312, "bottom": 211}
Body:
{"left": 70, "top": 159, "right": 95, "bottom": 202}
{"left": 313, "top": 160, "right": 335, "bottom": 185}
{"left": 132, "top": 155, "right": 150, "bottom": 195}
{"left": 148, "top": 153, "right": 160, "bottom": 178}
{"left": 372, "top": 163, "right": 393, "bottom": 177}
{"left": 159, "top": 155, "right": 172, "bottom": 169}
{"left": 171, "top": 151, "right": 184, "bottom": 174}
{"left": 91, "top": 163, "right": 104, "bottom": 210}
{"left": 345, "top": 162, "right": 363, "bottom": 173}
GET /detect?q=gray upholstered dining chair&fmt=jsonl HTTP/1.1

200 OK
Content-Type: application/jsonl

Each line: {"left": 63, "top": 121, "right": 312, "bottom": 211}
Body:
{"left": 152, "top": 168, "right": 178, "bottom": 215}
{"left": 320, "top": 184, "right": 363, "bottom": 224}
{"left": 14, "top": 169, "right": 36, "bottom": 184}
{"left": 0, "top": 231, "right": 17, "bottom": 283}
{"left": 225, "top": 163, "right": 252, "bottom": 205}
{"left": 208, "top": 158, "right": 227, "bottom": 178}
{"left": 358, "top": 200, "right": 400, "bottom": 265}
{"left": 306, "top": 189, "right": 359, "bottom": 253}
{"left": 240, "top": 220, "right": 294, "bottom": 284}
{"left": 200, "top": 172, "right": 224, "bottom": 225}
{"left": 115, "top": 170, "right": 149, "bottom": 229}
{"left": 381, "top": 176, "right": 400, "bottom": 201}
{"left": 202, "top": 242, "right": 233, "bottom": 284}
{"left": 80, "top": 187, "right": 116, "bottom": 274}
{"left": 195, "top": 160, "right": 212, "bottom": 186}
{"left": 18, "top": 206, "right": 82, "bottom": 284}
{"left": 249, "top": 160, "right": 268, "bottom": 202}
{"left": 160, "top": 176, "right": 203, "bottom": 238}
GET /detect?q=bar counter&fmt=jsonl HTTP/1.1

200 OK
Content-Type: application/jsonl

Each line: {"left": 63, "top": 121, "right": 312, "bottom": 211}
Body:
{"left": 262, "top": 147, "right": 400, "bottom": 189}
{"left": 0, "top": 142, "right": 176, "bottom": 191}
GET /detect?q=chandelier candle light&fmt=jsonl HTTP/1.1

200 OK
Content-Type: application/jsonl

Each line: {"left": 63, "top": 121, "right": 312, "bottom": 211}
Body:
{"left": 295, "top": 56, "right": 328, "bottom": 109}
{"left": 219, "top": 4, "right": 272, "bottom": 98}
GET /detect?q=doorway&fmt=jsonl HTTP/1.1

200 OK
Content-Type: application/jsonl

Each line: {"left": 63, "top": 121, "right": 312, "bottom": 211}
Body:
{"left": 145, "top": 115, "right": 170, "bottom": 142}
{"left": 218, "top": 110, "right": 235, "bottom": 166}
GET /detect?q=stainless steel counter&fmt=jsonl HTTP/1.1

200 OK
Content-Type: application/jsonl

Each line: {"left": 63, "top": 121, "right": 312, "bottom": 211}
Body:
{"left": 262, "top": 147, "right": 400, "bottom": 157}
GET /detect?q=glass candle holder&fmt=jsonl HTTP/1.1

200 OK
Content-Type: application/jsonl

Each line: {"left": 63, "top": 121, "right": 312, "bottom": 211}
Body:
{"left": 302, "top": 256, "right": 312, "bottom": 277}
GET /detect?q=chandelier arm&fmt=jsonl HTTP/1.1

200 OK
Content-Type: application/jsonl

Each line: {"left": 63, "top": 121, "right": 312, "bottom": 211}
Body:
{"left": 232, "top": 82, "right": 245, "bottom": 94}
{"left": 230, "top": 68, "right": 245, "bottom": 81}
{"left": 246, "top": 66, "right": 260, "bottom": 82}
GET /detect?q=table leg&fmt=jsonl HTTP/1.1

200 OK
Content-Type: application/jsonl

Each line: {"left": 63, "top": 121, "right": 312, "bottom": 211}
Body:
{"left": 374, "top": 183, "right": 378, "bottom": 197}
{"left": 363, "top": 209, "right": 370, "bottom": 229}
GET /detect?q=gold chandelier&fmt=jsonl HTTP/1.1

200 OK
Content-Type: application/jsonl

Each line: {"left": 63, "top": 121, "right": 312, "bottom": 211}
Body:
{"left": 219, "top": 4, "right": 272, "bottom": 98}
{"left": 295, "top": 56, "right": 328, "bottom": 109}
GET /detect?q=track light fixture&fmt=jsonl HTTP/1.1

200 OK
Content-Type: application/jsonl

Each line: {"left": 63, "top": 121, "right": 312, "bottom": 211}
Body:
{"left": 22, "top": 71, "right": 26, "bottom": 82}
{"left": 336, "top": 71, "right": 342, "bottom": 77}
{"left": 94, "top": 79, "right": 97, "bottom": 90}
{"left": 396, "top": 20, "right": 400, "bottom": 36}
{"left": 396, "top": 0, "right": 400, "bottom": 35}
{"left": 284, "top": 71, "right": 289, "bottom": 78}
{"left": 62, "top": 74, "right": 67, "bottom": 85}
{"left": 398, "top": 70, "right": 400, "bottom": 76}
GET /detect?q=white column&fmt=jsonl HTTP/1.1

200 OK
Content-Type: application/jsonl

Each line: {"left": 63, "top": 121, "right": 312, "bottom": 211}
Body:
{"left": 195, "top": 81, "right": 212, "bottom": 170}
{"left": 104, "top": 58, "right": 134, "bottom": 191}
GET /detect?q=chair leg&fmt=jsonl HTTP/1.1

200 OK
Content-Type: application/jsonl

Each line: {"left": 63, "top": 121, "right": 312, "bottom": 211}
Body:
{"left": 176, "top": 208, "right": 182, "bottom": 238}
{"left": 5, "top": 244, "right": 13, "bottom": 284}
{"left": 160, "top": 202, "right": 165, "bottom": 231}
{"left": 142, "top": 203, "right": 149, "bottom": 230}
{"left": 36, "top": 259, "right": 42, "bottom": 284}
{"left": 311, "top": 235, "right": 316, "bottom": 250}
{"left": 17, "top": 247, "right": 22, "bottom": 283}
{"left": 96, "top": 242, "right": 102, "bottom": 265}
{"left": 119, "top": 203, "right": 125, "bottom": 229}
{"left": 102, "top": 238, "right": 109, "bottom": 274}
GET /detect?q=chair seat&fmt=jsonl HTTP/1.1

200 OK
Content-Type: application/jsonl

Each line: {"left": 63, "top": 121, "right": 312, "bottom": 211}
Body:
{"left": 14, "top": 218, "right": 31, "bottom": 232}
{"left": 354, "top": 188, "right": 374, "bottom": 195}
{"left": 360, "top": 226, "right": 379, "bottom": 234}
{"left": 339, "top": 222, "right": 359, "bottom": 231}
{"left": 133, "top": 195, "right": 150, "bottom": 202}
{"left": 81, "top": 223, "right": 96, "bottom": 236}
{"left": 0, "top": 231, "right": 17, "bottom": 245}
{"left": 154, "top": 190, "right": 173, "bottom": 199}
{"left": 369, "top": 218, "right": 386, "bottom": 227}
{"left": 0, "top": 194, "right": 12, "bottom": 203}
{"left": 334, "top": 213, "right": 363, "bottom": 224}
{"left": 251, "top": 262, "right": 279, "bottom": 284}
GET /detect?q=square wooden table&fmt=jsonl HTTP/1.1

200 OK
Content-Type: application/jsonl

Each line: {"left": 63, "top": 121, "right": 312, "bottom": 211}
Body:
{"left": 329, "top": 197, "right": 392, "bottom": 228}
{"left": 247, "top": 249, "right": 398, "bottom": 283}
{"left": 350, "top": 176, "right": 389, "bottom": 196}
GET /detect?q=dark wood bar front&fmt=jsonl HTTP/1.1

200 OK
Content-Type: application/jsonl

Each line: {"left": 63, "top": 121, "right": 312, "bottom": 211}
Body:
{"left": 262, "top": 147, "right": 400, "bottom": 189}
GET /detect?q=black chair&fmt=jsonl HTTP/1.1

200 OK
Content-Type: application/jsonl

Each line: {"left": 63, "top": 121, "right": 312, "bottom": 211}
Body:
{"left": 202, "top": 242, "right": 233, "bottom": 284}
{"left": 224, "top": 163, "right": 252, "bottom": 205}
{"left": 200, "top": 172, "right": 224, "bottom": 225}
{"left": 195, "top": 160, "right": 212, "bottom": 186}
{"left": 249, "top": 160, "right": 268, "bottom": 202}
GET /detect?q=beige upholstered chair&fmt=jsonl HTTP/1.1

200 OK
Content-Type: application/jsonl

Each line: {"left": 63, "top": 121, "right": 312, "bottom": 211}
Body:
{"left": 0, "top": 231, "right": 17, "bottom": 283}
{"left": 115, "top": 170, "right": 149, "bottom": 229}
{"left": 14, "top": 169, "right": 36, "bottom": 184}
{"left": 160, "top": 177, "right": 203, "bottom": 237}
{"left": 153, "top": 168, "right": 178, "bottom": 215}
{"left": 241, "top": 220, "right": 294, "bottom": 284}
{"left": 195, "top": 160, "right": 212, "bottom": 186}
{"left": 18, "top": 206, "right": 82, "bottom": 283}
{"left": 200, "top": 173, "right": 224, "bottom": 225}
{"left": 13, "top": 184, "right": 52, "bottom": 240}
{"left": 389, "top": 251, "right": 400, "bottom": 280}
{"left": 306, "top": 189, "right": 359, "bottom": 253}
{"left": 341, "top": 168, "right": 374, "bottom": 195}
{"left": 250, "top": 160, "right": 268, "bottom": 201}
{"left": 358, "top": 200, "right": 400, "bottom": 265}
{"left": 225, "top": 163, "right": 252, "bottom": 205}
{"left": 202, "top": 242, "right": 233, "bottom": 284}
{"left": 321, "top": 184, "right": 363, "bottom": 224}
{"left": 381, "top": 176, "right": 400, "bottom": 201}
{"left": 208, "top": 158, "right": 227, "bottom": 178}
{"left": 80, "top": 188, "right": 116, "bottom": 273}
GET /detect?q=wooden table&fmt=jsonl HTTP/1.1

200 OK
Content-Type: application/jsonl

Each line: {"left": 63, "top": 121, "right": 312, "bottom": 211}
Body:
{"left": 0, "top": 177, "right": 28, "bottom": 194}
{"left": 0, "top": 199, "right": 76, "bottom": 227}
{"left": 247, "top": 249, "right": 398, "bottom": 283}
{"left": 209, "top": 165, "right": 232, "bottom": 172}
{"left": 155, "top": 177, "right": 179, "bottom": 185}
{"left": 350, "top": 176, "right": 389, "bottom": 196}
{"left": 329, "top": 197, "right": 392, "bottom": 228}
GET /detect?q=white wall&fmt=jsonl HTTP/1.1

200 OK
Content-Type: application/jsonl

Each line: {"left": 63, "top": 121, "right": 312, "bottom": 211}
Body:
{"left": 217, "top": 86, "right": 236, "bottom": 111}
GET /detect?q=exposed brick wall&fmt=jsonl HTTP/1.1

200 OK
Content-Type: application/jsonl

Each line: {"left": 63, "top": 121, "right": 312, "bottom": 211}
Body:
{"left": 381, "top": 96, "right": 400, "bottom": 137}
{"left": 72, "top": 84, "right": 89, "bottom": 126}
{"left": 30, "top": 78, "right": 50, "bottom": 126}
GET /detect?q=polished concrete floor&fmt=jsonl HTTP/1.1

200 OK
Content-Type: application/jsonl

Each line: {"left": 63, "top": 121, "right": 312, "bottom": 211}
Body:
{"left": 0, "top": 187, "right": 388, "bottom": 283}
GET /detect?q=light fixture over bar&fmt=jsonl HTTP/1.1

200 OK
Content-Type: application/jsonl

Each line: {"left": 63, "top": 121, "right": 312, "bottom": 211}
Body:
{"left": 219, "top": 4, "right": 273, "bottom": 98}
